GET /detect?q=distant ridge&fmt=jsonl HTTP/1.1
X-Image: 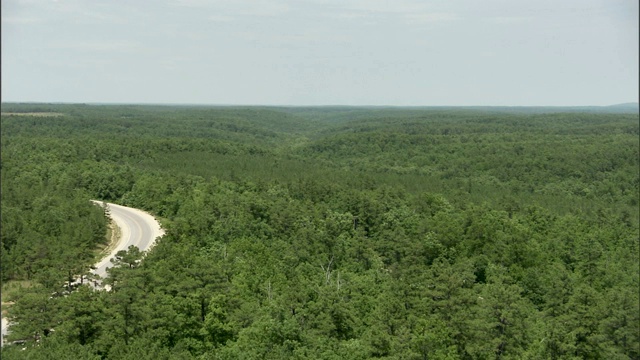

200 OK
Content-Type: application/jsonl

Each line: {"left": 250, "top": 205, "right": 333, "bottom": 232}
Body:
{"left": 600, "top": 102, "right": 639, "bottom": 114}
{"left": 606, "top": 102, "right": 639, "bottom": 108}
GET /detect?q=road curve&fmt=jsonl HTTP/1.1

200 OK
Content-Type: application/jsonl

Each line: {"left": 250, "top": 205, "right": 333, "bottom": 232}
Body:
{"left": 91, "top": 201, "right": 165, "bottom": 279}
{"left": 1, "top": 202, "right": 164, "bottom": 346}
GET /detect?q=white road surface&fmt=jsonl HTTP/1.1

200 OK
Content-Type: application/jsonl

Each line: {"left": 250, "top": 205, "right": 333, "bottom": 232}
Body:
{"left": 91, "top": 201, "right": 165, "bottom": 280}
{"left": 1, "top": 201, "right": 164, "bottom": 346}
{"left": 0, "top": 318, "right": 7, "bottom": 347}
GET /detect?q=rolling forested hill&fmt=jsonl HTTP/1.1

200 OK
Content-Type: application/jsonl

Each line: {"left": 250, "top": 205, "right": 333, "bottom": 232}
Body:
{"left": 1, "top": 104, "right": 638, "bottom": 359}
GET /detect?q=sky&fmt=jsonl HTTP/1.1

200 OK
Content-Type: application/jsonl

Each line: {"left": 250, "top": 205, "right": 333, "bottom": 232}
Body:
{"left": 1, "top": 0, "right": 638, "bottom": 106}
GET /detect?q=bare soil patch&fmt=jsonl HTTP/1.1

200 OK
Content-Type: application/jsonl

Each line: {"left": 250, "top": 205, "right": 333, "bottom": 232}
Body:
{"left": 94, "top": 220, "right": 122, "bottom": 262}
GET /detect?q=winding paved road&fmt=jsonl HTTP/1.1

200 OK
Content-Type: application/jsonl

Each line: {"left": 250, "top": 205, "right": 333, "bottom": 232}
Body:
{"left": 91, "top": 201, "right": 165, "bottom": 280}
{"left": 1, "top": 202, "right": 164, "bottom": 346}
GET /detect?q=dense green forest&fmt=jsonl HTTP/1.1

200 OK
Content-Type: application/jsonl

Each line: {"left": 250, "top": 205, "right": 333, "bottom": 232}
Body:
{"left": 1, "top": 104, "right": 638, "bottom": 359}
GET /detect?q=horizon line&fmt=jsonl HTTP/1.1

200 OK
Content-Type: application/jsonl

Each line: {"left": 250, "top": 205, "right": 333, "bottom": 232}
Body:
{"left": 2, "top": 101, "right": 638, "bottom": 108}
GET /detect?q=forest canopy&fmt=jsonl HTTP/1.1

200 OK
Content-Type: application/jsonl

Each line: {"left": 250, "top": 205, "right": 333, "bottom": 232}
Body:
{"left": 1, "top": 104, "right": 638, "bottom": 359}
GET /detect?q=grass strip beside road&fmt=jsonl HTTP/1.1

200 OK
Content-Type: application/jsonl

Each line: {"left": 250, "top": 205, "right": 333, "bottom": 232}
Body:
{"left": 94, "top": 219, "right": 122, "bottom": 264}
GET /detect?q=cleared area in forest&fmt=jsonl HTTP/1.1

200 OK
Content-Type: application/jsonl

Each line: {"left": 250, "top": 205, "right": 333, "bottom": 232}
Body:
{"left": 1, "top": 112, "right": 64, "bottom": 117}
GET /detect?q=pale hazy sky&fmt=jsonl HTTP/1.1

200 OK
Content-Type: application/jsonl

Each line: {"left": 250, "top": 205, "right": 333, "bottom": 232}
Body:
{"left": 1, "top": 0, "right": 638, "bottom": 106}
